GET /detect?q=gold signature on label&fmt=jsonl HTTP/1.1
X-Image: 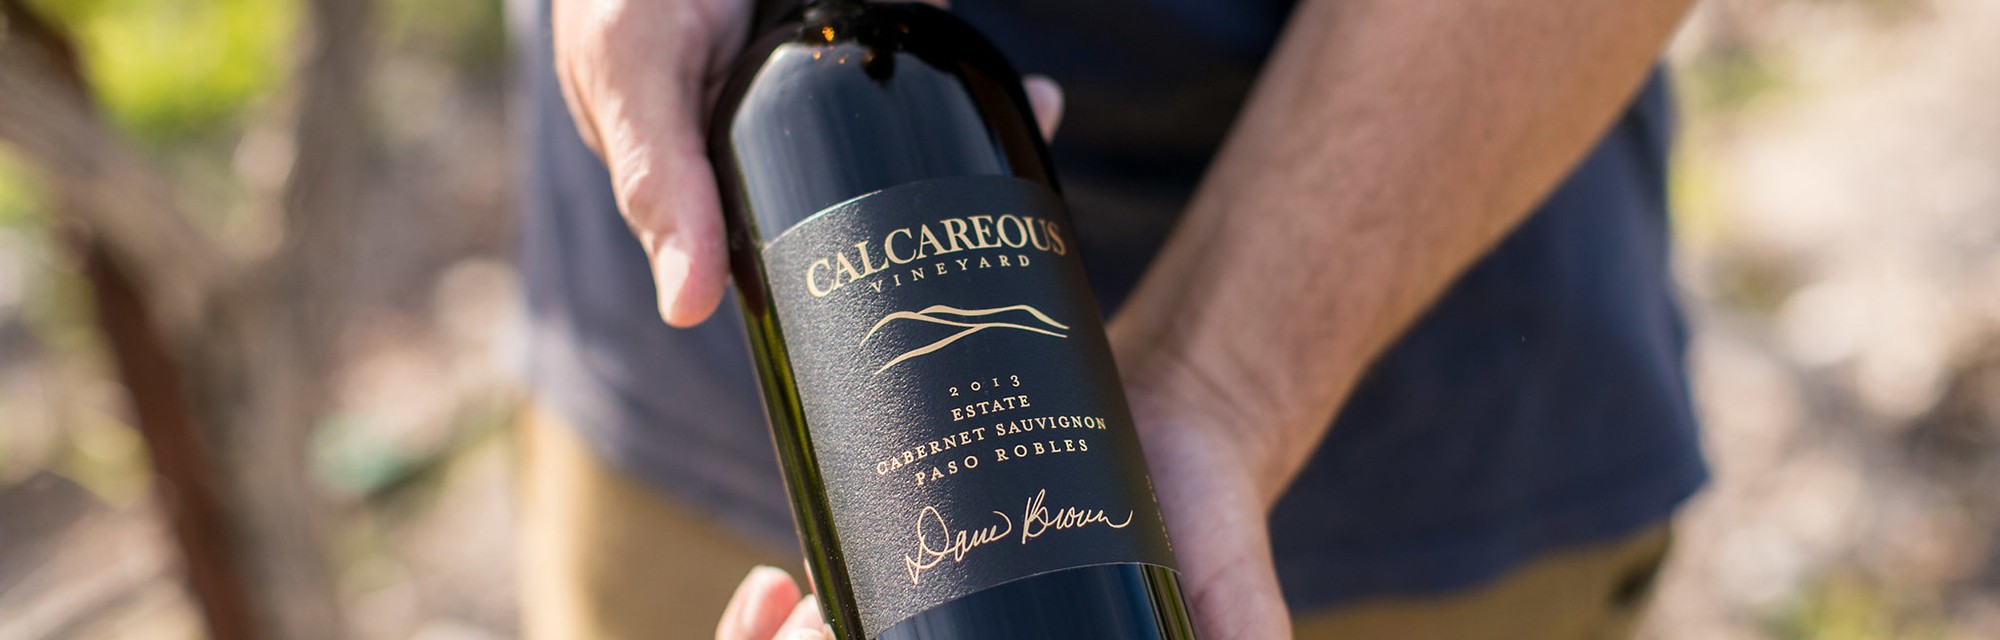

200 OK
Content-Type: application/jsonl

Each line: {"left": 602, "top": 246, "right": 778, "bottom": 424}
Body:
{"left": 901, "top": 489, "right": 1134, "bottom": 585}
{"left": 859, "top": 304, "right": 1069, "bottom": 373}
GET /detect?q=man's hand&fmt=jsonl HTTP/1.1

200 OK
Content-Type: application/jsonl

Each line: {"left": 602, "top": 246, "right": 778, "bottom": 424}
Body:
{"left": 1118, "top": 376, "right": 1294, "bottom": 638}
{"left": 553, "top": 0, "right": 751, "bottom": 327}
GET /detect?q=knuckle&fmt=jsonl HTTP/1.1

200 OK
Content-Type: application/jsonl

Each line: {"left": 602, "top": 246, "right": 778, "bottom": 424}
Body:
{"left": 614, "top": 161, "right": 670, "bottom": 223}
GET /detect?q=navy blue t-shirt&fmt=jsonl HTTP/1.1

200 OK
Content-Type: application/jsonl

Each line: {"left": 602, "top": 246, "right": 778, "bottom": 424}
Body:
{"left": 515, "top": 0, "right": 1706, "bottom": 611}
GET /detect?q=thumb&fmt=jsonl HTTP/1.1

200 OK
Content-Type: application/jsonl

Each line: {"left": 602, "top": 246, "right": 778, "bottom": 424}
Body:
{"left": 1164, "top": 460, "right": 1293, "bottom": 639}
{"left": 554, "top": 0, "right": 733, "bottom": 328}
{"left": 1178, "top": 511, "right": 1292, "bottom": 640}
{"left": 1126, "top": 394, "right": 1294, "bottom": 639}
{"left": 599, "top": 99, "right": 731, "bottom": 328}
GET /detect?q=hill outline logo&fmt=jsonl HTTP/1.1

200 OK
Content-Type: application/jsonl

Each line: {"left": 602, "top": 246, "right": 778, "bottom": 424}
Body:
{"left": 859, "top": 304, "right": 1069, "bottom": 373}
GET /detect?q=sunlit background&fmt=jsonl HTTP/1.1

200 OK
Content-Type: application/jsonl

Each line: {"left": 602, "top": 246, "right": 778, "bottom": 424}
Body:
{"left": 1, "top": 0, "right": 1996, "bottom": 638}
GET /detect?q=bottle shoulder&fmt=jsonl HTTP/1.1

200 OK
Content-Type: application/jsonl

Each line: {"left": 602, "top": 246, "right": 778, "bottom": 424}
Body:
{"left": 708, "top": 3, "right": 1054, "bottom": 241}
{"left": 713, "top": 3, "right": 1018, "bottom": 110}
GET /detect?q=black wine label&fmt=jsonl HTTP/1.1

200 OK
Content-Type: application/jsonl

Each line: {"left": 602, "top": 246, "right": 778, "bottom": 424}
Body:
{"left": 761, "top": 176, "right": 1179, "bottom": 635}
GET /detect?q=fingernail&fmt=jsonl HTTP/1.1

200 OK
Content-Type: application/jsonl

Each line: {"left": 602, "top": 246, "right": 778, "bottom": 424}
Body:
{"left": 1021, "top": 75, "right": 1064, "bottom": 140}
{"left": 653, "top": 242, "right": 692, "bottom": 324}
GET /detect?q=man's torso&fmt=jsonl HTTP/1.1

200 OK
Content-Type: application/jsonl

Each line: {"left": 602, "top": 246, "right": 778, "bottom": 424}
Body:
{"left": 515, "top": 0, "right": 1706, "bottom": 610}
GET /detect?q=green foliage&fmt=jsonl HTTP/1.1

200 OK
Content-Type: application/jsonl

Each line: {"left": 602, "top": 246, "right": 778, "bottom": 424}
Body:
{"left": 0, "top": 152, "right": 45, "bottom": 488}
{"left": 0, "top": 151, "right": 44, "bottom": 231}
{"left": 312, "top": 413, "right": 416, "bottom": 499}
{"left": 0, "top": 153, "right": 145, "bottom": 505}
{"left": 385, "top": 0, "right": 509, "bottom": 79}
{"left": 1679, "top": 48, "right": 1793, "bottom": 116}
{"left": 1770, "top": 573, "right": 1950, "bottom": 640}
{"left": 27, "top": 0, "right": 296, "bottom": 144}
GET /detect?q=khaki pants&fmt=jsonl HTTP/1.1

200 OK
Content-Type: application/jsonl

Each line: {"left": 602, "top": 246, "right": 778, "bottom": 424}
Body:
{"left": 519, "top": 408, "right": 1670, "bottom": 639}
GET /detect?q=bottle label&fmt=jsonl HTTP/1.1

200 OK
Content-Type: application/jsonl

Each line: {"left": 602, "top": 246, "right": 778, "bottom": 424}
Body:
{"left": 761, "top": 176, "right": 1179, "bottom": 635}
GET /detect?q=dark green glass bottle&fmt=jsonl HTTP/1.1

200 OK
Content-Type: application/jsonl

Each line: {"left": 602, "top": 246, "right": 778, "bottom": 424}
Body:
{"left": 710, "top": 2, "right": 1197, "bottom": 638}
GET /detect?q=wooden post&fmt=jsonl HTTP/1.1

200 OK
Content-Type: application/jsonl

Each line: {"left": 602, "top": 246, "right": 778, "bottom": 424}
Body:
{"left": 83, "top": 239, "right": 260, "bottom": 640}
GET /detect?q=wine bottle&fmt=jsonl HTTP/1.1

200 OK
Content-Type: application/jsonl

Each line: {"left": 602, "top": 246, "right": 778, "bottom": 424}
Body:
{"left": 710, "top": 1, "right": 1196, "bottom": 638}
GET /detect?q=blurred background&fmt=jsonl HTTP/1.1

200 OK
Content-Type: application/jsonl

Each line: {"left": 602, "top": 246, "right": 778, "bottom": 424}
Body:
{"left": 0, "top": 0, "right": 1996, "bottom": 638}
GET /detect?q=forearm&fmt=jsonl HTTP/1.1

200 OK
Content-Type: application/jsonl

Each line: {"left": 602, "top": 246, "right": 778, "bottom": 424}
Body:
{"left": 1111, "top": 0, "right": 1694, "bottom": 502}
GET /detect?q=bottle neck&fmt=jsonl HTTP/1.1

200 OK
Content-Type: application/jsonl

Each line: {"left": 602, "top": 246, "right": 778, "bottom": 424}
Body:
{"left": 804, "top": 0, "right": 870, "bottom": 25}
{"left": 805, "top": 0, "right": 869, "bottom": 11}
{"left": 751, "top": 0, "right": 865, "bottom": 34}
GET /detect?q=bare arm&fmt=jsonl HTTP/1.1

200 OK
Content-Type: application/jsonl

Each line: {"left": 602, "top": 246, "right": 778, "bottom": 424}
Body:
{"left": 1109, "top": 0, "right": 1695, "bottom": 636}
{"left": 1118, "top": 0, "right": 1696, "bottom": 497}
